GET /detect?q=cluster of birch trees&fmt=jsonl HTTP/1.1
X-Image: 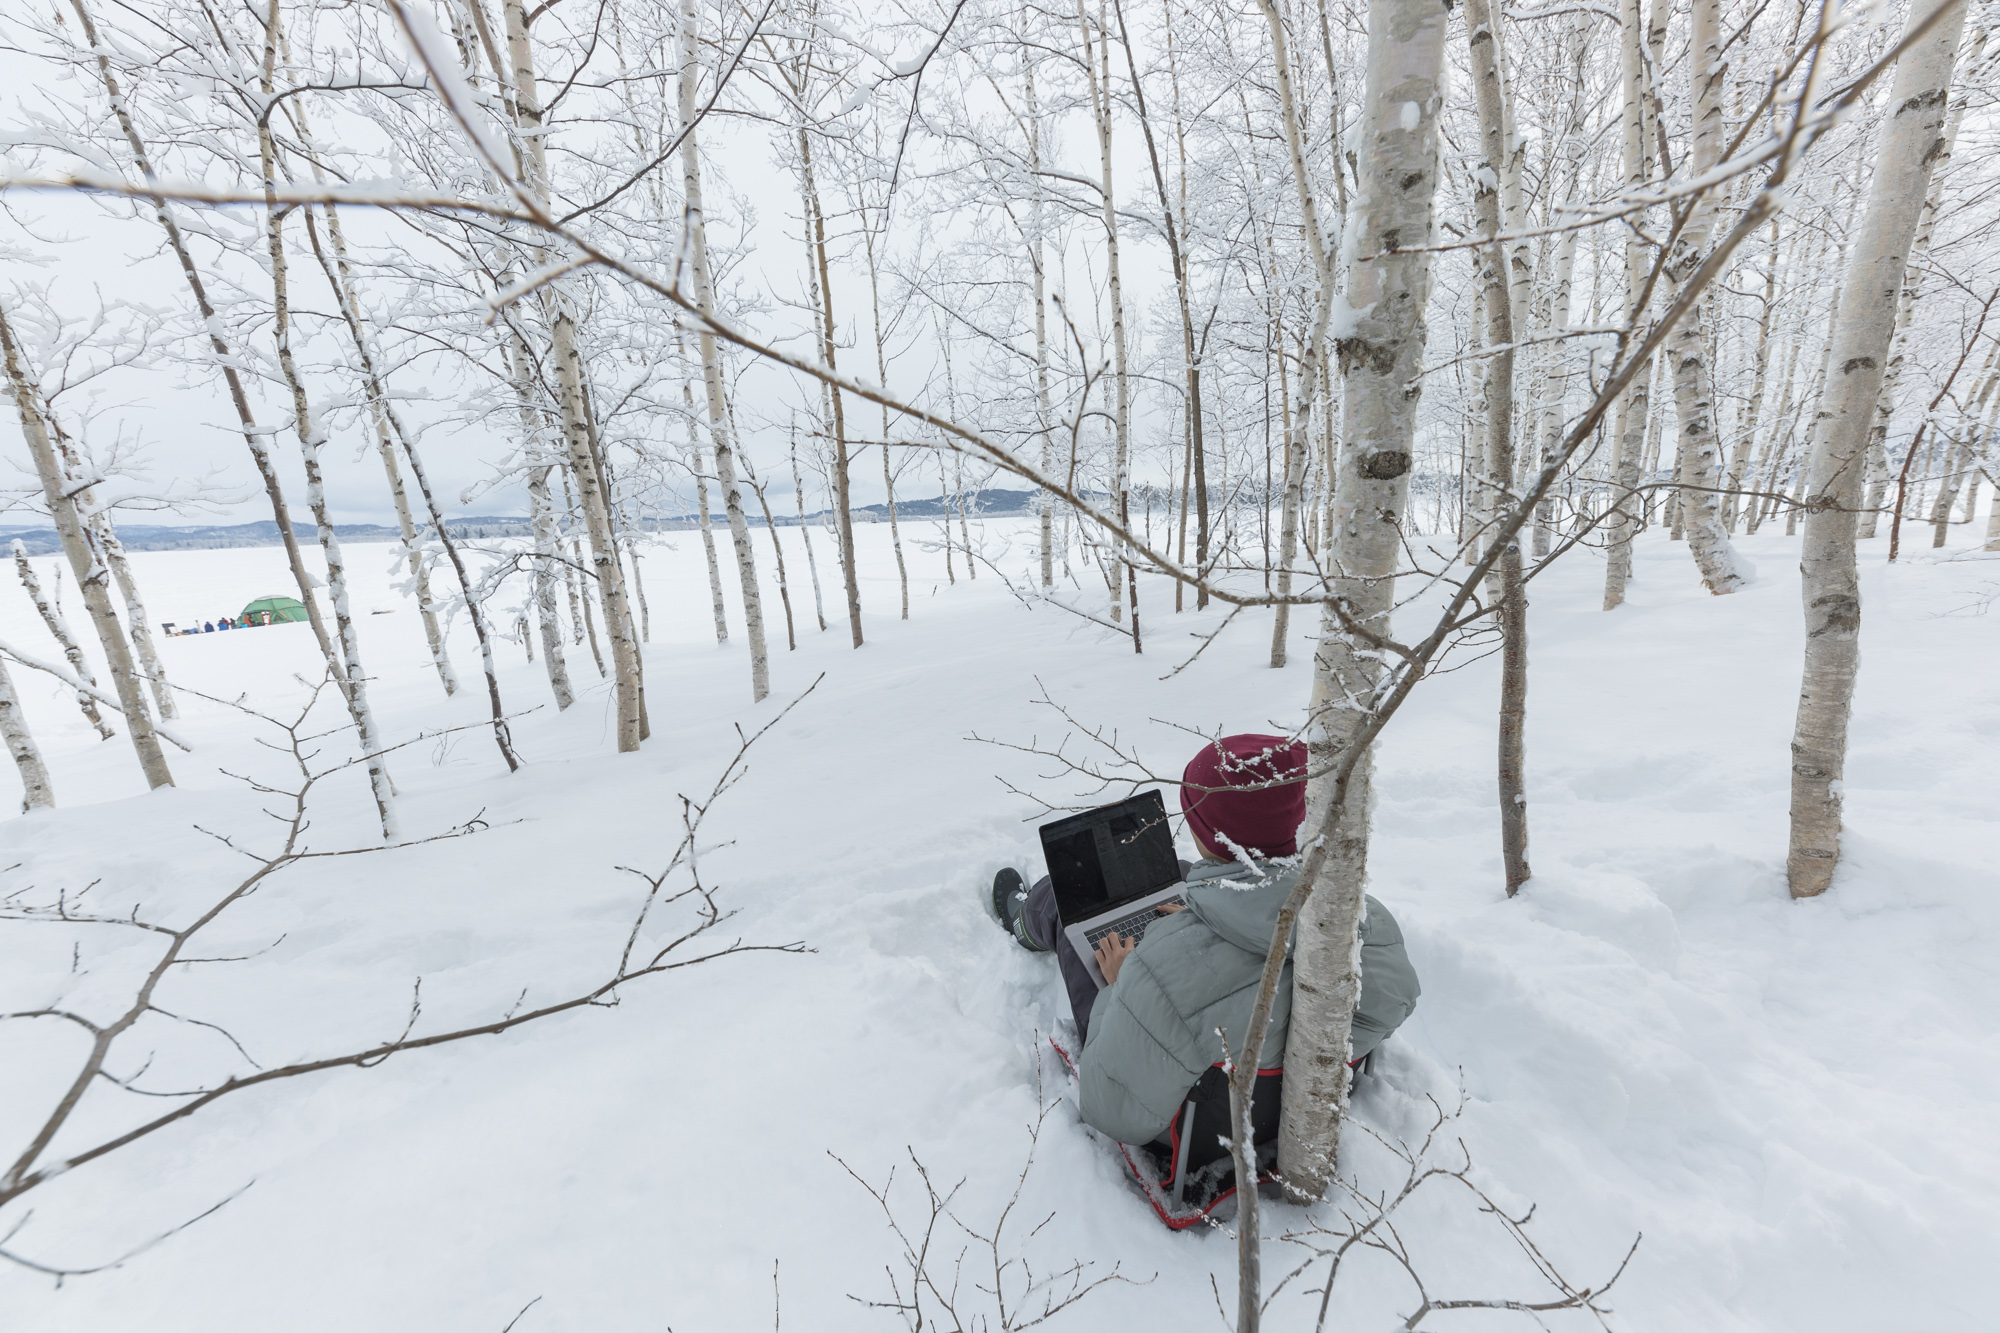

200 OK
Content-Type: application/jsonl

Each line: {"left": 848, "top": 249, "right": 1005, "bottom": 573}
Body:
{"left": 1, "top": 0, "right": 1996, "bottom": 1308}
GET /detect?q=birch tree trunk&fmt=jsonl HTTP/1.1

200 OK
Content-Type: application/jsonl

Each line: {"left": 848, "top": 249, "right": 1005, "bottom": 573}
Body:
{"left": 0, "top": 651, "right": 54, "bottom": 812}
{"left": 1788, "top": 0, "right": 1967, "bottom": 899}
{"left": 1935, "top": 352, "right": 2000, "bottom": 545}
{"left": 1532, "top": 220, "right": 1577, "bottom": 560}
{"left": 14, "top": 542, "right": 114, "bottom": 740}
{"left": 790, "top": 428, "right": 829, "bottom": 630}
{"left": 1861, "top": 24, "right": 1984, "bottom": 539}
{"left": 500, "top": 325, "right": 575, "bottom": 710}
{"left": 799, "top": 126, "right": 864, "bottom": 648}
{"left": 503, "top": 0, "right": 645, "bottom": 748}
{"left": 66, "top": 0, "right": 340, "bottom": 675}
{"left": 523, "top": 465, "right": 576, "bottom": 708}
{"left": 1728, "top": 222, "right": 1784, "bottom": 531}
{"left": 1465, "top": 0, "right": 1531, "bottom": 895}
{"left": 679, "top": 0, "right": 768, "bottom": 702}
{"left": 294, "top": 183, "right": 458, "bottom": 698}
{"left": 254, "top": 3, "right": 395, "bottom": 837}
{"left": 1662, "top": 0, "right": 1749, "bottom": 594}
{"left": 1256, "top": 0, "right": 1336, "bottom": 670}
{"left": 688, "top": 408, "right": 731, "bottom": 642}
{"left": 1080, "top": 0, "right": 1137, "bottom": 645}
{"left": 1602, "top": 0, "right": 1653, "bottom": 610}
{"left": 86, "top": 517, "right": 173, "bottom": 720}
{"left": 1115, "top": 0, "right": 1210, "bottom": 609}
{"left": 1277, "top": 0, "right": 1448, "bottom": 1211}
{"left": 863, "top": 234, "right": 911, "bottom": 620}
{"left": 1030, "top": 62, "right": 1057, "bottom": 591}
{"left": 0, "top": 297, "right": 172, "bottom": 790}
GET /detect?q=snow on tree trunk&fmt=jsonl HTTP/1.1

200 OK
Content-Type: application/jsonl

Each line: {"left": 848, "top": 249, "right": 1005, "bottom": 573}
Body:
{"left": 1788, "top": 0, "right": 1968, "bottom": 899}
{"left": 0, "top": 651, "right": 53, "bottom": 812}
{"left": 0, "top": 298, "right": 172, "bottom": 790}
{"left": 1277, "top": 0, "right": 1448, "bottom": 1206}
{"left": 680, "top": 0, "right": 768, "bottom": 703}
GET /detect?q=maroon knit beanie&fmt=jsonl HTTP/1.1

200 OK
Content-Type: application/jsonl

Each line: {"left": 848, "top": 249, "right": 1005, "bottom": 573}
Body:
{"left": 1179, "top": 733, "right": 1309, "bottom": 860}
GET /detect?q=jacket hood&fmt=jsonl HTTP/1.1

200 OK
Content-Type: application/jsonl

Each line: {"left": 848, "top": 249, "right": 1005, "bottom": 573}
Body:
{"left": 1184, "top": 859, "right": 1299, "bottom": 955}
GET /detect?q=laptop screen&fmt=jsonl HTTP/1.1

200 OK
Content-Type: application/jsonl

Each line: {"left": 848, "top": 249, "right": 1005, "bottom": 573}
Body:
{"left": 1040, "top": 790, "right": 1182, "bottom": 925}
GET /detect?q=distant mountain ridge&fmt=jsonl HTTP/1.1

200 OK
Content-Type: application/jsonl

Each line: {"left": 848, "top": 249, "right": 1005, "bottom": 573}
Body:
{"left": 0, "top": 490, "right": 1043, "bottom": 555}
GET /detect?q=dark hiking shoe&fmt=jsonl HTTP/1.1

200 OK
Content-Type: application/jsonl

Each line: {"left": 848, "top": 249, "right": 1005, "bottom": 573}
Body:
{"left": 990, "top": 868, "right": 1047, "bottom": 952}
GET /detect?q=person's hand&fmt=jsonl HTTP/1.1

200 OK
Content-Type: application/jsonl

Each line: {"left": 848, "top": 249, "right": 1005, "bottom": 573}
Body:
{"left": 1093, "top": 930, "right": 1139, "bottom": 986}
{"left": 1093, "top": 905, "right": 1185, "bottom": 986}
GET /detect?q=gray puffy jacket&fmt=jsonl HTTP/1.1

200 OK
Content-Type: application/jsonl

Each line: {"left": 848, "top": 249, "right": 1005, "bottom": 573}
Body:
{"left": 1077, "top": 858, "right": 1421, "bottom": 1145}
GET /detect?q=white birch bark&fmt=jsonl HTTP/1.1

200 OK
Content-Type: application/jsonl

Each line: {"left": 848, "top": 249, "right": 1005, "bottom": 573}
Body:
{"left": 0, "top": 651, "right": 53, "bottom": 811}
{"left": 1278, "top": 0, "right": 1449, "bottom": 1204}
{"left": 1256, "top": 0, "right": 1335, "bottom": 669}
{"left": 1936, "top": 351, "right": 2000, "bottom": 545}
{"left": 1080, "top": 0, "right": 1137, "bottom": 643}
{"left": 679, "top": 0, "right": 768, "bottom": 701}
{"left": 1727, "top": 221, "right": 1784, "bottom": 532}
{"left": 502, "top": 326, "right": 574, "bottom": 709}
{"left": 790, "top": 427, "right": 828, "bottom": 630}
{"left": 503, "top": 0, "right": 645, "bottom": 747}
{"left": 254, "top": 3, "right": 394, "bottom": 837}
{"left": 1531, "top": 214, "right": 1577, "bottom": 560}
{"left": 297, "top": 180, "right": 457, "bottom": 698}
{"left": 1030, "top": 61, "right": 1056, "bottom": 591}
{"left": 1465, "top": 0, "right": 1532, "bottom": 894}
{"left": 1662, "top": 0, "right": 1749, "bottom": 594}
{"left": 797, "top": 124, "right": 864, "bottom": 648}
{"left": 1788, "top": 0, "right": 1967, "bottom": 899}
{"left": 1602, "top": 0, "right": 1653, "bottom": 609}
{"left": 0, "top": 298, "right": 171, "bottom": 790}
{"left": 684, "top": 369, "right": 731, "bottom": 644}
{"left": 75, "top": 504, "right": 175, "bottom": 721}
{"left": 1861, "top": 23, "right": 1985, "bottom": 539}
{"left": 14, "top": 542, "right": 114, "bottom": 740}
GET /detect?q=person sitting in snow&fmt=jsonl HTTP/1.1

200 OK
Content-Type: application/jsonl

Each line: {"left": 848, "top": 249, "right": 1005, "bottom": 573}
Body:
{"left": 989, "top": 734, "right": 1420, "bottom": 1151}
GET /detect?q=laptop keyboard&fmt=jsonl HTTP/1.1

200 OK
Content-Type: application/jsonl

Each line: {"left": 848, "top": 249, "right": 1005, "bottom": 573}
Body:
{"left": 1085, "top": 896, "right": 1186, "bottom": 951}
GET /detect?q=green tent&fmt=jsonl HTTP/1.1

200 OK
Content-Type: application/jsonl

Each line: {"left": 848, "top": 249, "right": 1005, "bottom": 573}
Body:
{"left": 240, "top": 595, "right": 309, "bottom": 626}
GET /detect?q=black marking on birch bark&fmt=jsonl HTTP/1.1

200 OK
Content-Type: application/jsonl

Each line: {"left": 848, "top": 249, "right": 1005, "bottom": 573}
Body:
{"left": 1807, "top": 592, "right": 1860, "bottom": 636}
{"left": 1359, "top": 450, "right": 1411, "bottom": 480}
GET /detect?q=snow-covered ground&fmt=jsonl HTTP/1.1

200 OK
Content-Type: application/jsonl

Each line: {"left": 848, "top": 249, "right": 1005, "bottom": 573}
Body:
{"left": 2, "top": 516, "right": 1995, "bottom": 1331}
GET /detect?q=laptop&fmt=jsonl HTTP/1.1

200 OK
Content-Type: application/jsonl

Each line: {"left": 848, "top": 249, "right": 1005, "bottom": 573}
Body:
{"left": 1040, "top": 790, "right": 1188, "bottom": 988}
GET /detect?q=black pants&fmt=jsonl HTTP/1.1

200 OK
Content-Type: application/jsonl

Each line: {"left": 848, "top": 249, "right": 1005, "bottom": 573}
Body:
{"left": 1022, "top": 874, "right": 1104, "bottom": 1042}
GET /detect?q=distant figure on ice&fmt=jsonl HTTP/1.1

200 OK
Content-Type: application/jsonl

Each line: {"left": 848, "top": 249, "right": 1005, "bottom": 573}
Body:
{"left": 988, "top": 734, "right": 1420, "bottom": 1157}
{"left": 202, "top": 621, "right": 215, "bottom": 632}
